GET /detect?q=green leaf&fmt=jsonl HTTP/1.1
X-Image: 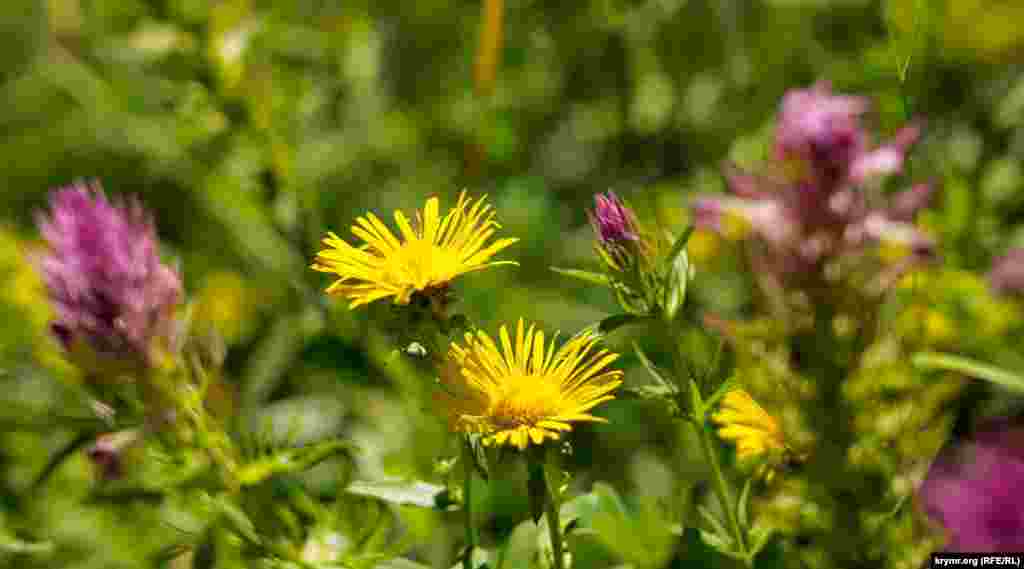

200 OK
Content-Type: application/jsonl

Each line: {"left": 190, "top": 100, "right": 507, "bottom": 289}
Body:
{"left": 619, "top": 385, "right": 676, "bottom": 401}
{"left": 668, "top": 225, "right": 696, "bottom": 263}
{"left": 697, "top": 505, "right": 730, "bottom": 547}
{"left": 663, "top": 245, "right": 691, "bottom": 322}
{"left": 737, "top": 477, "right": 753, "bottom": 529}
{"left": 746, "top": 525, "right": 775, "bottom": 559}
{"left": 31, "top": 432, "right": 94, "bottom": 492}
{"left": 346, "top": 479, "right": 447, "bottom": 509}
{"left": 212, "top": 495, "right": 261, "bottom": 545}
{"left": 550, "top": 267, "right": 612, "bottom": 287}
{"left": 596, "top": 313, "right": 643, "bottom": 336}
{"left": 912, "top": 352, "right": 1024, "bottom": 394}
{"left": 237, "top": 439, "right": 356, "bottom": 486}
{"left": 374, "top": 558, "right": 433, "bottom": 569}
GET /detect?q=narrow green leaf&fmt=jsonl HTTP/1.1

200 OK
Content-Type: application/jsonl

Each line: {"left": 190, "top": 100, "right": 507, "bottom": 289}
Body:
{"left": 373, "top": 557, "right": 433, "bottom": 569}
{"left": 698, "top": 529, "right": 737, "bottom": 557}
{"left": 31, "top": 432, "right": 94, "bottom": 492}
{"left": 697, "top": 505, "right": 730, "bottom": 546}
{"left": 619, "top": 385, "right": 676, "bottom": 401}
{"left": 912, "top": 352, "right": 1024, "bottom": 394}
{"left": 737, "top": 477, "right": 753, "bottom": 529}
{"left": 346, "top": 479, "right": 446, "bottom": 508}
{"left": 746, "top": 525, "right": 775, "bottom": 558}
{"left": 689, "top": 378, "right": 705, "bottom": 420}
{"left": 665, "top": 225, "right": 696, "bottom": 268}
{"left": 214, "top": 496, "right": 261, "bottom": 545}
{"left": 550, "top": 267, "right": 611, "bottom": 287}
{"left": 663, "top": 242, "right": 692, "bottom": 322}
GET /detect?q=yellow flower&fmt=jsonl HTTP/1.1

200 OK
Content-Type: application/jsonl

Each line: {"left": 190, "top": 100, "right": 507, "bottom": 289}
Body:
{"left": 712, "top": 389, "right": 787, "bottom": 481}
{"left": 312, "top": 192, "right": 518, "bottom": 308}
{"left": 440, "top": 319, "right": 623, "bottom": 450}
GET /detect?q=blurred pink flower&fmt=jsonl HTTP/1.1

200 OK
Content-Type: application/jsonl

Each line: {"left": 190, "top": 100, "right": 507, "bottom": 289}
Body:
{"left": 690, "top": 82, "right": 934, "bottom": 282}
{"left": 920, "top": 419, "right": 1024, "bottom": 551}
{"left": 35, "top": 182, "right": 181, "bottom": 365}
{"left": 988, "top": 248, "right": 1024, "bottom": 295}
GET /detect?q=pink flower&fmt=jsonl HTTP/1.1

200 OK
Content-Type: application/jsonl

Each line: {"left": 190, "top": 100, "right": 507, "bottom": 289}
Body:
{"left": 35, "top": 182, "right": 181, "bottom": 365}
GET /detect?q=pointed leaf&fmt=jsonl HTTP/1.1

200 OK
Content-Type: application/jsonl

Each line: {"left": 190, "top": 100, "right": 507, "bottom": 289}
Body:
{"left": 737, "top": 477, "right": 753, "bottom": 529}
{"left": 912, "top": 352, "right": 1024, "bottom": 394}
{"left": 374, "top": 558, "right": 433, "bottom": 569}
{"left": 550, "top": 267, "right": 612, "bottom": 287}
{"left": 663, "top": 246, "right": 691, "bottom": 322}
{"left": 697, "top": 505, "right": 731, "bottom": 546}
{"left": 666, "top": 225, "right": 696, "bottom": 269}
{"left": 619, "top": 385, "right": 676, "bottom": 401}
{"left": 747, "top": 525, "right": 775, "bottom": 558}
{"left": 32, "top": 432, "right": 94, "bottom": 491}
{"left": 346, "top": 479, "right": 447, "bottom": 508}
{"left": 698, "top": 529, "right": 736, "bottom": 556}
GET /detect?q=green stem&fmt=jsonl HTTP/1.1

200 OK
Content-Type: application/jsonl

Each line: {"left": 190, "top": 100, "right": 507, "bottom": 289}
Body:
{"left": 462, "top": 437, "right": 475, "bottom": 569}
{"left": 543, "top": 461, "right": 565, "bottom": 569}
{"left": 667, "top": 316, "right": 748, "bottom": 563}
{"left": 694, "top": 415, "right": 749, "bottom": 563}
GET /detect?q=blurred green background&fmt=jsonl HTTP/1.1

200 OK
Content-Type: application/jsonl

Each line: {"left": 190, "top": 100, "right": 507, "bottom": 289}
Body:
{"left": 2, "top": 0, "right": 1024, "bottom": 567}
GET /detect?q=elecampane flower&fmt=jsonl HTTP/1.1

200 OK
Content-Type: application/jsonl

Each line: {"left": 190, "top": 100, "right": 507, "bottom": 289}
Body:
{"left": 312, "top": 192, "right": 518, "bottom": 308}
{"left": 712, "top": 389, "right": 787, "bottom": 480}
{"left": 440, "top": 319, "right": 623, "bottom": 450}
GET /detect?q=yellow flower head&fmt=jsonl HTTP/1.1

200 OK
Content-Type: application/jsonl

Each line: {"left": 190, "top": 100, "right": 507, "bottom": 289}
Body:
{"left": 312, "top": 192, "right": 518, "bottom": 308}
{"left": 712, "top": 389, "right": 787, "bottom": 481}
{"left": 440, "top": 319, "right": 623, "bottom": 450}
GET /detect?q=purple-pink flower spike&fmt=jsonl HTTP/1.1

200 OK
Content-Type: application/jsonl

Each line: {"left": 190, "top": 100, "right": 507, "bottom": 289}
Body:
{"left": 919, "top": 419, "right": 1024, "bottom": 551}
{"left": 689, "top": 81, "right": 933, "bottom": 280}
{"left": 35, "top": 182, "right": 181, "bottom": 365}
{"left": 590, "top": 191, "right": 638, "bottom": 244}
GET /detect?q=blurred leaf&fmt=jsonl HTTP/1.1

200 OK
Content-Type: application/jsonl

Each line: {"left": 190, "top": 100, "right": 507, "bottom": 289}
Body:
{"left": 375, "top": 559, "right": 432, "bottom": 569}
{"left": 345, "top": 479, "right": 446, "bottom": 509}
{"left": 596, "top": 314, "right": 644, "bottom": 336}
{"left": 747, "top": 525, "right": 776, "bottom": 561}
{"left": 240, "top": 313, "right": 312, "bottom": 411}
{"left": 0, "top": 0, "right": 45, "bottom": 83}
{"left": 550, "top": 267, "right": 612, "bottom": 287}
{"left": 737, "top": 477, "right": 753, "bottom": 530}
{"left": 31, "top": 432, "right": 94, "bottom": 491}
{"left": 912, "top": 352, "right": 1024, "bottom": 394}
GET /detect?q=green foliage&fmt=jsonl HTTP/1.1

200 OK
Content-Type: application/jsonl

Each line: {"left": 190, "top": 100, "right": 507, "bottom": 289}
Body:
{"left": 2, "top": 0, "right": 1024, "bottom": 568}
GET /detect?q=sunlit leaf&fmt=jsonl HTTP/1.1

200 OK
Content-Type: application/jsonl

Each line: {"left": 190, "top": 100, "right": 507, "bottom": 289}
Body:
{"left": 550, "top": 267, "right": 612, "bottom": 287}
{"left": 345, "top": 479, "right": 446, "bottom": 509}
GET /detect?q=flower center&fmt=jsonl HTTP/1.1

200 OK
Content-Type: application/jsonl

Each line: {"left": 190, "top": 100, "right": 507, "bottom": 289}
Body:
{"left": 386, "top": 239, "right": 461, "bottom": 289}
{"left": 489, "top": 374, "right": 563, "bottom": 428}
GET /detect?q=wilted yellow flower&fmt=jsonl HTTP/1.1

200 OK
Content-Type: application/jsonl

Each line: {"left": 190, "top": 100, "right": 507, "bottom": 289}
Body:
{"left": 440, "top": 319, "right": 623, "bottom": 450}
{"left": 712, "top": 389, "right": 787, "bottom": 481}
{"left": 312, "top": 192, "right": 518, "bottom": 308}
